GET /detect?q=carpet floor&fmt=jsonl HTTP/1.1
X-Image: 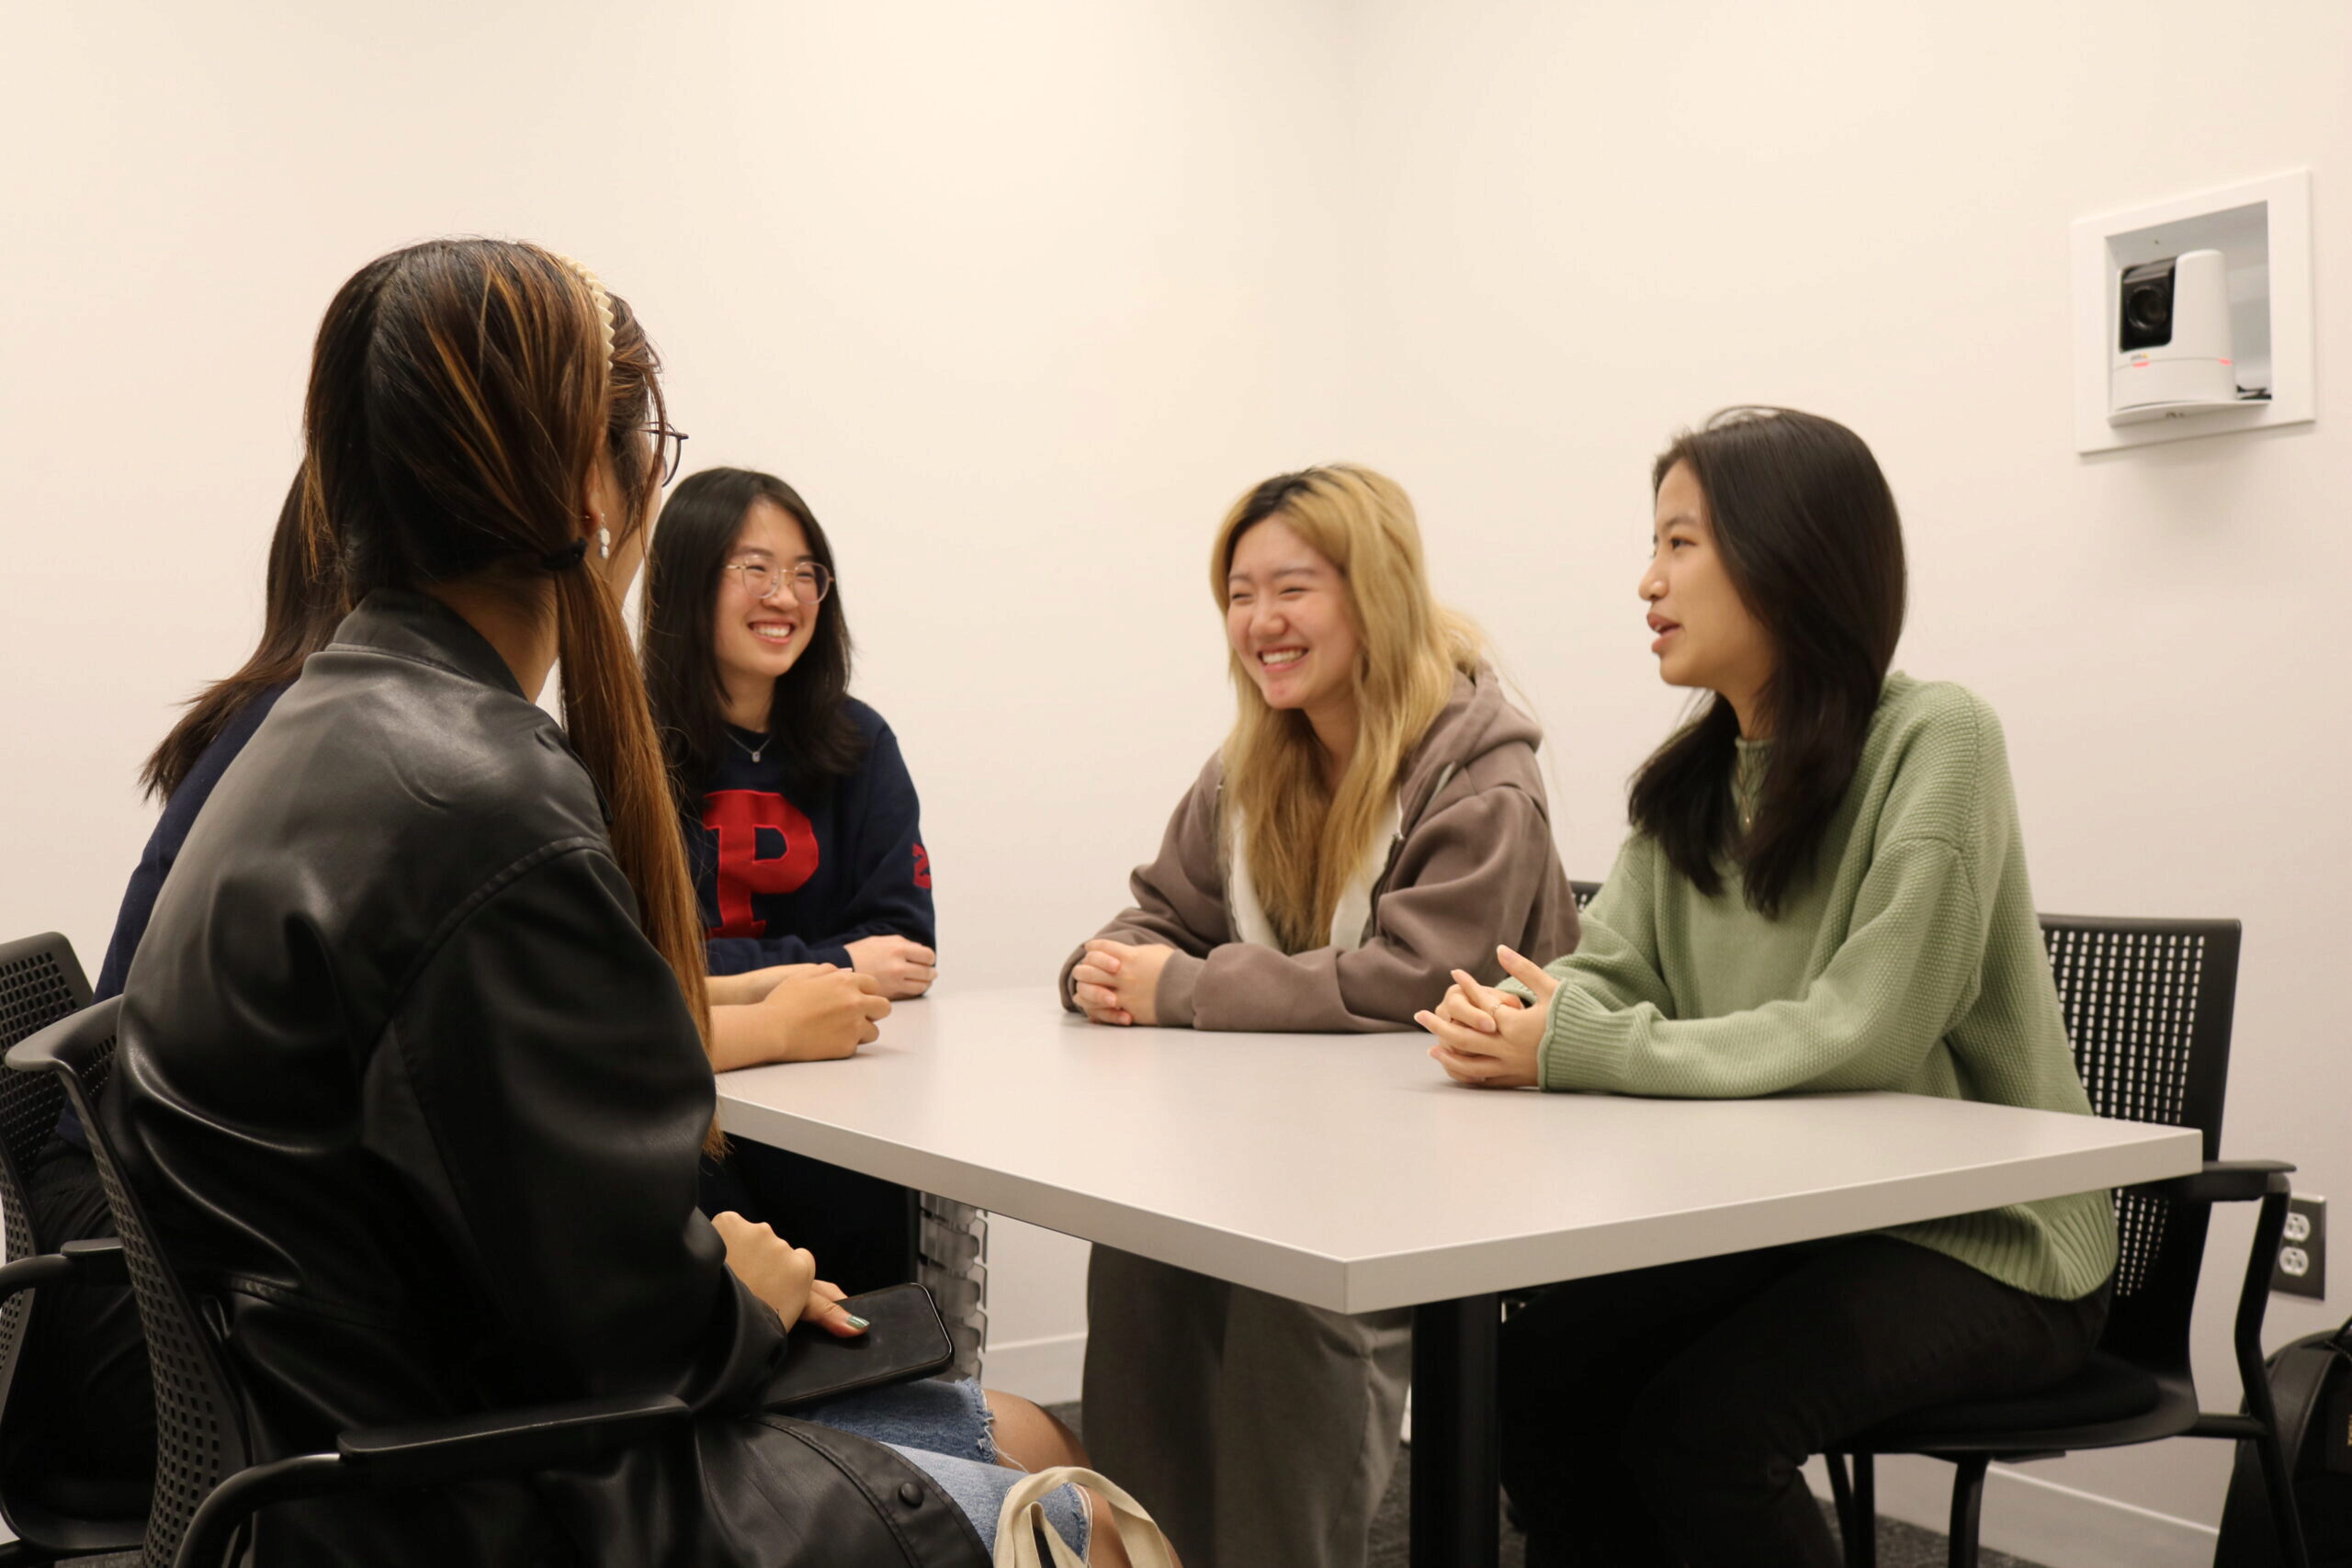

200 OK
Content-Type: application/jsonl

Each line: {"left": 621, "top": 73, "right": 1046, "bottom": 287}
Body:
{"left": 1044, "top": 1403, "right": 2044, "bottom": 1568}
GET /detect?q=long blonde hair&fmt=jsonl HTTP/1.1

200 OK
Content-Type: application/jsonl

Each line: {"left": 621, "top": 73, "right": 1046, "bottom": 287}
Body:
{"left": 1212, "top": 466, "right": 1479, "bottom": 953}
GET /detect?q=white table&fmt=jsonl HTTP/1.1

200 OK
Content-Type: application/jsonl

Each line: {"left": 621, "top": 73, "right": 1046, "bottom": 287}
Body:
{"left": 718, "top": 987, "right": 2202, "bottom": 1567}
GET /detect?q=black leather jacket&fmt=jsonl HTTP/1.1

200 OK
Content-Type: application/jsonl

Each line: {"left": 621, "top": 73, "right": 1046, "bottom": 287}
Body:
{"left": 106, "top": 589, "right": 988, "bottom": 1567}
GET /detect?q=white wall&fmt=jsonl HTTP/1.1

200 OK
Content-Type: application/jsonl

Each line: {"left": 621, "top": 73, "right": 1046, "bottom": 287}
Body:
{"left": 1343, "top": 3, "right": 2348, "bottom": 1560}
{"left": 0, "top": 0, "right": 1354, "bottom": 1400}
{"left": 3, "top": 5, "right": 2343, "bottom": 1559}
{"left": 0, "top": 0, "right": 1356, "bottom": 982}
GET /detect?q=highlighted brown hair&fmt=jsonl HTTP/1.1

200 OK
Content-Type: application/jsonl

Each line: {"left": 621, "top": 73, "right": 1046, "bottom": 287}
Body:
{"left": 301, "top": 239, "right": 714, "bottom": 1131}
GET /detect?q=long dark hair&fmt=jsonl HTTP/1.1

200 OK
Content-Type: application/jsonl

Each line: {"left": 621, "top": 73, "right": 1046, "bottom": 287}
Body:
{"left": 141, "top": 475, "right": 346, "bottom": 800}
{"left": 301, "top": 239, "right": 712, "bottom": 1085}
{"left": 1628, "top": 407, "right": 1907, "bottom": 917}
{"left": 641, "top": 467, "right": 865, "bottom": 814}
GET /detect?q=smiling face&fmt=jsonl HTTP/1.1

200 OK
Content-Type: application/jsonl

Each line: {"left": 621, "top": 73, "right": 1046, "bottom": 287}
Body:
{"left": 1226, "top": 517, "right": 1363, "bottom": 724}
{"left": 1641, "top": 461, "right": 1776, "bottom": 727}
{"left": 712, "top": 498, "right": 823, "bottom": 714}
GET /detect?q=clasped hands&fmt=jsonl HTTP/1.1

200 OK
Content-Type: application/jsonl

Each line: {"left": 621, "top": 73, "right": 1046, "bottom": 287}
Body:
{"left": 1415, "top": 945, "right": 1558, "bottom": 1089}
{"left": 1070, "top": 940, "right": 1174, "bottom": 1027}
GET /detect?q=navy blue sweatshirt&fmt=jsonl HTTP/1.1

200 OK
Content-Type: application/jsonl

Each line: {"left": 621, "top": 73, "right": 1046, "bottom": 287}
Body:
{"left": 687, "top": 699, "right": 934, "bottom": 976}
{"left": 60, "top": 682, "right": 291, "bottom": 1145}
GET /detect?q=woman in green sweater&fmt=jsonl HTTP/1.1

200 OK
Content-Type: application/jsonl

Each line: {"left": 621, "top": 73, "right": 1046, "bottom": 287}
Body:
{"left": 1418, "top": 407, "right": 2116, "bottom": 1568}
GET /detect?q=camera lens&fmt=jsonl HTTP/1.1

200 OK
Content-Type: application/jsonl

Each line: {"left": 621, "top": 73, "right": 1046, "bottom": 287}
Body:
{"left": 2123, "top": 285, "right": 2171, "bottom": 335}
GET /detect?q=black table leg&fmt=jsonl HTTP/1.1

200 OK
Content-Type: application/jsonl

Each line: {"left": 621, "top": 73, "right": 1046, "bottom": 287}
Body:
{"left": 1410, "top": 1292, "right": 1500, "bottom": 1568}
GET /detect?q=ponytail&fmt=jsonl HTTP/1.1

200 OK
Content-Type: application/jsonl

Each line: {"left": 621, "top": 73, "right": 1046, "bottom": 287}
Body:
{"left": 305, "top": 238, "right": 719, "bottom": 1150}
{"left": 551, "top": 560, "right": 717, "bottom": 1148}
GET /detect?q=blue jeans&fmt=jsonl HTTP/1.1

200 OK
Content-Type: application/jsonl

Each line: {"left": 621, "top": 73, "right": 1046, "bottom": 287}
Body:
{"left": 802, "top": 1376, "right": 1090, "bottom": 1556}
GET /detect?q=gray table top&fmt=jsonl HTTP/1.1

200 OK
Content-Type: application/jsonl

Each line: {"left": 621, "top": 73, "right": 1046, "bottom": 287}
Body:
{"left": 717, "top": 986, "right": 2201, "bottom": 1314}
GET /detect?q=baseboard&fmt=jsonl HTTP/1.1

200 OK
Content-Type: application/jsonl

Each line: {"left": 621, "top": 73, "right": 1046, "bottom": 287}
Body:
{"left": 1804, "top": 1454, "right": 2218, "bottom": 1568}
{"left": 984, "top": 1337, "right": 2218, "bottom": 1564}
{"left": 984, "top": 1329, "right": 1086, "bottom": 1404}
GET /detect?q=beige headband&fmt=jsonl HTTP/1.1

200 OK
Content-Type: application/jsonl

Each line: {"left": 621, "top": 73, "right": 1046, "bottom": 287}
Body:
{"left": 550, "top": 251, "right": 616, "bottom": 370}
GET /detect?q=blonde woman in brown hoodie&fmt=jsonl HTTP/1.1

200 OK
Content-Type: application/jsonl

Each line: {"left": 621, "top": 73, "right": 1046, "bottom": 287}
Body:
{"left": 1060, "top": 465, "right": 1579, "bottom": 1568}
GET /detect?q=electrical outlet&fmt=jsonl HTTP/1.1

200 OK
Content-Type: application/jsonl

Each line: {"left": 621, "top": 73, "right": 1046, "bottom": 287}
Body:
{"left": 2272, "top": 1194, "right": 2326, "bottom": 1300}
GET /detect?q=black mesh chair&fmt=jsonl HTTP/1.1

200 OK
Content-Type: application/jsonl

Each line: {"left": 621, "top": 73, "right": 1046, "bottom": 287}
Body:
{"left": 0, "top": 932, "right": 142, "bottom": 1565}
{"left": 7, "top": 998, "right": 691, "bottom": 1568}
{"left": 1568, "top": 879, "right": 1600, "bottom": 914}
{"left": 1826, "top": 915, "right": 2311, "bottom": 1568}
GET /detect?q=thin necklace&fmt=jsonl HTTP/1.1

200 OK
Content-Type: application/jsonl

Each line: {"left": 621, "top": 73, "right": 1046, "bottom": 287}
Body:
{"left": 725, "top": 726, "right": 772, "bottom": 765}
{"left": 1735, "top": 745, "right": 1768, "bottom": 832}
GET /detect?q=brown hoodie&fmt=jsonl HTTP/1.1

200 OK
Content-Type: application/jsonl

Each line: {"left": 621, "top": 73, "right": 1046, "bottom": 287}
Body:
{"left": 1061, "top": 665, "right": 1580, "bottom": 1032}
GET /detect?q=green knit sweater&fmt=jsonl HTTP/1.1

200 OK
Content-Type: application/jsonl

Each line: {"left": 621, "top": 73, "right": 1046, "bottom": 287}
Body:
{"left": 1517, "top": 674, "right": 2118, "bottom": 1301}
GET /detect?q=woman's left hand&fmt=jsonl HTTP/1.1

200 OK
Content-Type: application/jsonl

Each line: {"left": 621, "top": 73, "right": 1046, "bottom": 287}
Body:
{"left": 1070, "top": 940, "right": 1172, "bottom": 1026}
{"left": 1417, "top": 946, "right": 1558, "bottom": 1089}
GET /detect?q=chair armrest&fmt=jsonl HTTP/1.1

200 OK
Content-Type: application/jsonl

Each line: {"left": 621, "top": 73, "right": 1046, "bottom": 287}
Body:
{"left": 176, "top": 1398, "right": 692, "bottom": 1568}
{"left": 0, "top": 1253, "right": 71, "bottom": 1298}
{"left": 2206, "top": 1178, "right": 2302, "bottom": 1451}
{"left": 59, "top": 1236, "right": 129, "bottom": 1284}
{"left": 0, "top": 1236, "right": 128, "bottom": 1299}
{"left": 2129, "top": 1159, "right": 2294, "bottom": 1205}
{"left": 337, "top": 1393, "right": 691, "bottom": 1490}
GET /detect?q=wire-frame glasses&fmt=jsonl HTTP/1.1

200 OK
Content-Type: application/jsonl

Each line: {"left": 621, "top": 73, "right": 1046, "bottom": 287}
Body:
{"left": 645, "top": 424, "right": 690, "bottom": 486}
{"left": 723, "top": 558, "right": 832, "bottom": 605}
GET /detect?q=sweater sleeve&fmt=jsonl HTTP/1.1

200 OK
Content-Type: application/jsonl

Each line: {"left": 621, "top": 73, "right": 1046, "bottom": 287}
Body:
{"left": 704, "top": 929, "right": 842, "bottom": 973}
{"left": 1537, "top": 689, "right": 2011, "bottom": 1096}
{"left": 1058, "top": 761, "right": 1229, "bottom": 1011}
{"left": 1538, "top": 836, "right": 1985, "bottom": 1094}
{"left": 1538, "top": 818, "right": 2007, "bottom": 1107}
{"left": 1504, "top": 836, "right": 1676, "bottom": 1017}
{"left": 1180, "top": 784, "right": 1565, "bottom": 1032}
{"left": 703, "top": 726, "right": 936, "bottom": 974}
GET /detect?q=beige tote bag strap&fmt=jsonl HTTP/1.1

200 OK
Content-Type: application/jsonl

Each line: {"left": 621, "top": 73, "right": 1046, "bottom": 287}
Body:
{"left": 992, "top": 1466, "right": 1175, "bottom": 1568}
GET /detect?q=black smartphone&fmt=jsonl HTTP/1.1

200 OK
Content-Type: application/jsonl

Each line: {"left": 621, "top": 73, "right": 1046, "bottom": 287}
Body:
{"left": 762, "top": 1282, "right": 956, "bottom": 1412}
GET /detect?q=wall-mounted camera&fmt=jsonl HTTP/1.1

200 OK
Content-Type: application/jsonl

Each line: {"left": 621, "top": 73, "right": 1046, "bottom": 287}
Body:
{"left": 2118, "top": 259, "right": 2181, "bottom": 351}
{"left": 2109, "top": 248, "right": 2239, "bottom": 421}
{"left": 2071, "top": 171, "right": 2309, "bottom": 453}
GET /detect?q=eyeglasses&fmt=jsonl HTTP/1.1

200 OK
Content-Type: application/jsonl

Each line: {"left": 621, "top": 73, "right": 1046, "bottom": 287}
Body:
{"left": 723, "top": 558, "right": 832, "bottom": 605}
{"left": 645, "top": 425, "right": 690, "bottom": 486}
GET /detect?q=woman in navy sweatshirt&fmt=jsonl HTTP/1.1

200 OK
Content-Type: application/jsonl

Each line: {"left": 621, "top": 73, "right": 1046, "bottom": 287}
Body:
{"left": 642, "top": 466, "right": 938, "bottom": 1291}
{"left": 643, "top": 467, "right": 935, "bottom": 991}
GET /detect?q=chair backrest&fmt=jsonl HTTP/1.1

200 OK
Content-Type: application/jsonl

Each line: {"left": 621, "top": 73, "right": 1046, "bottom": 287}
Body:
{"left": 0, "top": 933, "right": 93, "bottom": 1433}
{"left": 9, "top": 996, "right": 253, "bottom": 1568}
{"left": 1569, "top": 879, "right": 1600, "bottom": 913}
{"left": 2038, "top": 914, "right": 2241, "bottom": 1376}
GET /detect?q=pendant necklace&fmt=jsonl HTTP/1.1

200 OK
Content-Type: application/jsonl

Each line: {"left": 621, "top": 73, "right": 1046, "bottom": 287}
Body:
{"left": 1735, "top": 746, "right": 1766, "bottom": 833}
{"left": 727, "top": 728, "right": 773, "bottom": 765}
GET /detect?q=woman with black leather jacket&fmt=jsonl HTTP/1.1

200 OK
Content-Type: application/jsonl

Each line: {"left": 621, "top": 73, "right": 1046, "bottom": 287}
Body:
{"left": 101, "top": 239, "right": 1123, "bottom": 1566}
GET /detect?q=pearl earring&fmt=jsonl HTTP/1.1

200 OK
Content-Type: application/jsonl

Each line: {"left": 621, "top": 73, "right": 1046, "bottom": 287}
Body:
{"left": 597, "top": 526, "right": 612, "bottom": 560}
